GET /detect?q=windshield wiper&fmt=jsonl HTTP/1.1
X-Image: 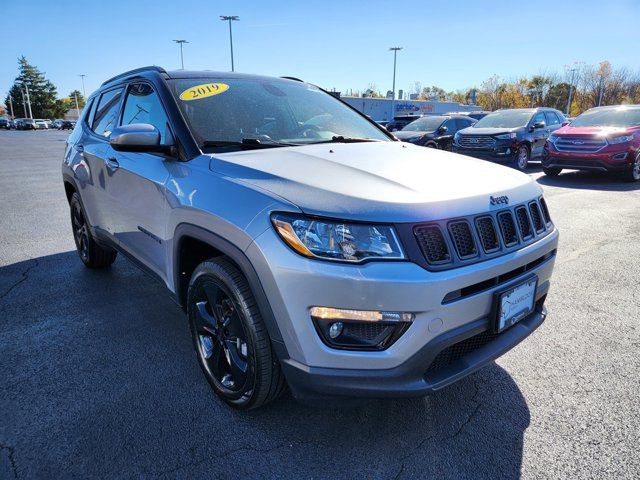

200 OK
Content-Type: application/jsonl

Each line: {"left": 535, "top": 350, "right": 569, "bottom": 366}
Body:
{"left": 202, "top": 138, "right": 299, "bottom": 149}
{"left": 307, "top": 136, "right": 382, "bottom": 144}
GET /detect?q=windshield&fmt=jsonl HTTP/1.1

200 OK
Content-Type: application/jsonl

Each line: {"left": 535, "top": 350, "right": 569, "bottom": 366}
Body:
{"left": 169, "top": 78, "right": 390, "bottom": 149}
{"left": 401, "top": 116, "right": 445, "bottom": 132}
{"left": 473, "top": 111, "right": 532, "bottom": 129}
{"left": 570, "top": 107, "right": 640, "bottom": 128}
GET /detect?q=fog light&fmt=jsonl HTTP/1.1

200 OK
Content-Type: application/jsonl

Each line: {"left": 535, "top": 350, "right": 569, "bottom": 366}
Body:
{"left": 329, "top": 322, "right": 343, "bottom": 339}
{"left": 310, "top": 307, "right": 414, "bottom": 350}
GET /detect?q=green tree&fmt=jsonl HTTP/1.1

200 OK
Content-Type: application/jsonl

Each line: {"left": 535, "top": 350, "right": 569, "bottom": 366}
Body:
{"left": 68, "top": 90, "right": 86, "bottom": 108}
{"left": 4, "top": 56, "right": 66, "bottom": 119}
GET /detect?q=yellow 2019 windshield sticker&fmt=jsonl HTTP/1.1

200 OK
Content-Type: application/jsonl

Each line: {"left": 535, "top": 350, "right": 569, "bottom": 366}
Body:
{"left": 179, "top": 83, "right": 229, "bottom": 101}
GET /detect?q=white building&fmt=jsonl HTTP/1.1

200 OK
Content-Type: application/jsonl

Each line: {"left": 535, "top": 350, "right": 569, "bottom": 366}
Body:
{"left": 341, "top": 97, "right": 481, "bottom": 122}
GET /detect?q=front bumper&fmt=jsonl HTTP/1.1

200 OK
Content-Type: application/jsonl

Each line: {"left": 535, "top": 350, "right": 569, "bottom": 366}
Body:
{"left": 247, "top": 225, "right": 558, "bottom": 399}
{"left": 542, "top": 148, "right": 631, "bottom": 172}
{"left": 452, "top": 142, "right": 516, "bottom": 162}
{"left": 282, "top": 303, "right": 547, "bottom": 399}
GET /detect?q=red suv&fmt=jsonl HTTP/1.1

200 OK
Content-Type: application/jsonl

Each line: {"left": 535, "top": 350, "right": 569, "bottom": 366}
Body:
{"left": 542, "top": 105, "right": 640, "bottom": 182}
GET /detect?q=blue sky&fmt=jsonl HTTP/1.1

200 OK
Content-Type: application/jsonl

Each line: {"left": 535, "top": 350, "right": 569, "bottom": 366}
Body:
{"left": 1, "top": 0, "right": 638, "bottom": 100}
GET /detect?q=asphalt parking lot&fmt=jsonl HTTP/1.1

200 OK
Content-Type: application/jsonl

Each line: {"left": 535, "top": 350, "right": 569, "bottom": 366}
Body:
{"left": 1, "top": 129, "right": 638, "bottom": 479}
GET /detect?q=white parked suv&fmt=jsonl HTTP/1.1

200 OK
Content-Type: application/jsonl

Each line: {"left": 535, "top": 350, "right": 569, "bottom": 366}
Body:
{"left": 61, "top": 67, "right": 559, "bottom": 409}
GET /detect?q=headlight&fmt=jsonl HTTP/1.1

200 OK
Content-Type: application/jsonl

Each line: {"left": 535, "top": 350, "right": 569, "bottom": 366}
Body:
{"left": 495, "top": 132, "right": 517, "bottom": 140}
{"left": 271, "top": 213, "right": 405, "bottom": 263}
{"left": 454, "top": 132, "right": 461, "bottom": 143}
{"left": 547, "top": 134, "right": 558, "bottom": 145}
{"left": 608, "top": 134, "right": 633, "bottom": 144}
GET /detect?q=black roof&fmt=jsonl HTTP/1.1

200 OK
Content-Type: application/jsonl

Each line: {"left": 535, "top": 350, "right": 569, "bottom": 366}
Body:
{"left": 101, "top": 66, "right": 303, "bottom": 87}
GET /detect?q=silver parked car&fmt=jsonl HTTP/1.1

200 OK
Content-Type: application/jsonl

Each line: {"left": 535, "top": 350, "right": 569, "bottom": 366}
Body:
{"left": 62, "top": 66, "right": 559, "bottom": 409}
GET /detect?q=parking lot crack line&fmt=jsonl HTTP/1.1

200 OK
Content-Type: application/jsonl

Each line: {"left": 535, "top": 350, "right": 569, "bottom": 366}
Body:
{"left": 390, "top": 378, "right": 482, "bottom": 480}
{"left": 0, "top": 443, "right": 19, "bottom": 480}
{"left": 0, "top": 259, "right": 39, "bottom": 302}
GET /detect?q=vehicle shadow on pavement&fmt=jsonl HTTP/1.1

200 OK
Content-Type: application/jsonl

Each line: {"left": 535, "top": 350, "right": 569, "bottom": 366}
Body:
{"left": 0, "top": 251, "right": 529, "bottom": 480}
{"left": 535, "top": 170, "right": 640, "bottom": 191}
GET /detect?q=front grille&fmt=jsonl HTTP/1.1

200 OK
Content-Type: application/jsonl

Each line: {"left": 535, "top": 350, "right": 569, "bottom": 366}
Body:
{"left": 458, "top": 135, "right": 496, "bottom": 148}
{"left": 554, "top": 136, "right": 606, "bottom": 153}
{"left": 425, "top": 330, "right": 500, "bottom": 376}
{"left": 529, "top": 202, "right": 544, "bottom": 233}
{"left": 515, "top": 207, "right": 533, "bottom": 240}
{"left": 412, "top": 198, "right": 552, "bottom": 270}
{"left": 448, "top": 221, "right": 478, "bottom": 258}
{"left": 497, "top": 211, "right": 518, "bottom": 246}
{"left": 475, "top": 216, "right": 500, "bottom": 253}
{"left": 414, "top": 225, "right": 450, "bottom": 264}
{"left": 539, "top": 198, "right": 551, "bottom": 224}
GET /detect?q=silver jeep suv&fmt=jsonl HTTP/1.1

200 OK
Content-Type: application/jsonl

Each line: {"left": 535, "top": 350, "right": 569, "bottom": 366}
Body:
{"left": 62, "top": 67, "right": 558, "bottom": 409}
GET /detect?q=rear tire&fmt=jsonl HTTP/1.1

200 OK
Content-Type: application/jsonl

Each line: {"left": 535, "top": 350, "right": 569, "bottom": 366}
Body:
{"left": 543, "top": 167, "right": 562, "bottom": 177}
{"left": 69, "top": 192, "right": 117, "bottom": 268}
{"left": 187, "top": 257, "right": 285, "bottom": 410}
{"left": 623, "top": 153, "right": 640, "bottom": 182}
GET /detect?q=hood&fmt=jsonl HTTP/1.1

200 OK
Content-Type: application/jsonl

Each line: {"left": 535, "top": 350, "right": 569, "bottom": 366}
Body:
{"left": 393, "top": 130, "right": 433, "bottom": 141}
{"left": 209, "top": 142, "right": 541, "bottom": 223}
{"left": 554, "top": 125, "right": 633, "bottom": 136}
{"left": 459, "top": 126, "right": 523, "bottom": 136}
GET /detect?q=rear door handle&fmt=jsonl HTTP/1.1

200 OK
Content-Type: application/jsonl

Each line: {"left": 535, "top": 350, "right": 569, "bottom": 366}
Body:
{"left": 105, "top": 157, "right": 119, "bottom": 170}
{"left": 76, "top": 144, "right": 84, "bottom": 153}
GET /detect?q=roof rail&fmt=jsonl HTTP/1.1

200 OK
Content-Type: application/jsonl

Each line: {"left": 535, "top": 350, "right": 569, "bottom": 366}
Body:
{"left": 101, "top": 66, "right": 167, "bottom": 86}
{"left": 280, "top": 76, "right": 304, "bottom": 82}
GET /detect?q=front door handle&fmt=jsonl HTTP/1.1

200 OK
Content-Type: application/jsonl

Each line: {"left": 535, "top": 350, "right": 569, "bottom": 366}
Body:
{"left": 105, "top": 157, "right": 119, "bottom": 170}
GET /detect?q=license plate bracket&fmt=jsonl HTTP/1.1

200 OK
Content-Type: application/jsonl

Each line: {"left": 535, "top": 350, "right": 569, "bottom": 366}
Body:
{"left": 491, "top": 276, "right": 538, "bottom": 333}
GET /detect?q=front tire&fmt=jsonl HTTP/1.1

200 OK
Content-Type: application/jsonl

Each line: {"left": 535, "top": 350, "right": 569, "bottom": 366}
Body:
{"left": 513, "top": 145, "right": 530, "bottom": 171}
{"left": 69, "top": 192, "right": 117, "bottom": 268}
{"left": 187, "top": 258, "right": 285, "bottom": 410}
{"left": 543, "top": 167, "right": 562, "bottom": 177}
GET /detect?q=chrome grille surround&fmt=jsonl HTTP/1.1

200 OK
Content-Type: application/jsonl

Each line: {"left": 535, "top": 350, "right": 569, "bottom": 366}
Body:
{"left": 458, "top": 135, "right": 496, "bottom": 148}
{"left": 553, "top": 136, "right": 607, "bottom": 153}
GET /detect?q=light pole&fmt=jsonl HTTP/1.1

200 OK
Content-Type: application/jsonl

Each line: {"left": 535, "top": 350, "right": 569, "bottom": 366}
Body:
{"left": 389, "top": 47, "right": 402, "bottom": 120}
{"left": 172, "top": 40, "right": 189, "bottom": 69}
{"left": 79, "top": 74, "right": 87, "bottom": 99}
{"left": 566, "top": 68, "right": 577, "bottom": 115}
{"left": 8, "top": 93, "right": 14, "bottom": 119}
{"left": 220, "top": 16, "right": 239, "bottom": 72}
{"left": 73, "top": 91, "right": 80, "bottom": 119}
{"left": 17, "top": 82, "right": 33, "bottom": 118}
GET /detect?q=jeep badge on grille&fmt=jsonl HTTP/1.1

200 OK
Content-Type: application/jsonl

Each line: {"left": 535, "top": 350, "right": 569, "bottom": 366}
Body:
{"left": 490, "top": 195, "right": 509, "bottom": 206}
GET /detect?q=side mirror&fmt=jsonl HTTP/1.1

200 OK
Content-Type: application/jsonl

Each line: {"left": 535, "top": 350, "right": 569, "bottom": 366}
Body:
{"left": 110, "top": 124, "right": 168, "bottom": 153}
{"left": 438, "top": 126, "right": 448, "bottom": 134}
{"left": 532, "top": 121, "right": 545, "bottom": 130}
{"left": 561, "top": 121, "right": 570, "bottom": 126}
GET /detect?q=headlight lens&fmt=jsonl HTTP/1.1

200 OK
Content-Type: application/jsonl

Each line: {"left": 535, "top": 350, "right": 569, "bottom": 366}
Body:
{"left": 495, "top": 132, "right": 517, "bottom": 140}
{"left": 608, "top": 134, "right": 633, "bottom": 144}
{"left": 272, "top": 213, "right": 405, "bottom": 262}
{"left": 454, "top": 132, "right": 461, "bottom": 143}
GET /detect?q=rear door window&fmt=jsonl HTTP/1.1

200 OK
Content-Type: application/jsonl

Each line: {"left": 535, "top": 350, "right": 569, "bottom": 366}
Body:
{"left": 544, "top": 111, "right": 561, "bottom": 126}
{"left": 92, "top": 87, "right": 124, "bottom": 137}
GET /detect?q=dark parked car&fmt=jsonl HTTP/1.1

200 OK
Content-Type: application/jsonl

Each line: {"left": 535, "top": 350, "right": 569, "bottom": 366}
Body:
{"left": 59, "top": 120, "right": 75, "bottom": 130}
{"left": 394, "top": 115, "right": 476, "bottom": 150}
{"left": 386, "top": 115, "right": 423, "bottom": 132}
{"left": 452, "top": 107, "right": 567, "bottom": 170}
{"left": 16, "top": 118, "right": 36, "bottom": 130}
{"left": 0, "top": 117, "right": 11, "bottom": 129}
{"left": 543, "top": 105, "right": 640, "bottom": 181}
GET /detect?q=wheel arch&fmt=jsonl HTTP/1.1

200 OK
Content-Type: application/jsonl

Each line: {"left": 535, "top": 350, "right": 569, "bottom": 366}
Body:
{"left": 173, "top": 223, "right": 288, "bottom": 358}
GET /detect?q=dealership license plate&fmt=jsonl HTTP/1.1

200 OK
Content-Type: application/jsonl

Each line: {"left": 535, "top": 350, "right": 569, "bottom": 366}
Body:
{"left": 494, "top": 277, "right": 537, "bottom": 333}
